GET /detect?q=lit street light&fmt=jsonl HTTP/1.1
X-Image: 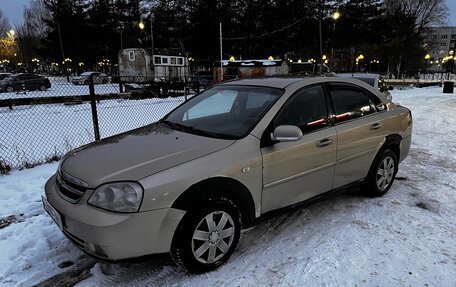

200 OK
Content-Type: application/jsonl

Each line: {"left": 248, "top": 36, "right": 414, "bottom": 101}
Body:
{"left": 138, "top": 21, "right": 145, "bottom": 30}
{"left": 330, "top": 11, "right": 341, "bottom": 69}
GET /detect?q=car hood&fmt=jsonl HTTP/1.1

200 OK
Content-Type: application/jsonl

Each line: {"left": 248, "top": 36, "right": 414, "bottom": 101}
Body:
{"left": 60, "top": 123, "right": 235, "bottom": 188}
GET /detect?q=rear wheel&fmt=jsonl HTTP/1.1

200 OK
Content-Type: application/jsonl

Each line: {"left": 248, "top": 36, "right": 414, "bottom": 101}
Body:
{"left": 364, "top": 149, "right": 398, "bottom": 197}
{"left": 39, "top": 84, "right": 46, "bottom": 91}
{"left": 170, "top": 196, "right": 241, "bottom": 273}
{"left": 6, "top": 85, "right": 13, "bottom": 92}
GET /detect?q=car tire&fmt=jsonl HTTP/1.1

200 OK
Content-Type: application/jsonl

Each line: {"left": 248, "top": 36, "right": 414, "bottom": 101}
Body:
{"left": 6, "top": 85, "right": 13, "bottom": 92}
{"left": 39, "top": 84, "right": 47, "bottom": 91}
{"left": 364, "top": 149, "right": 398, "bottom": 197}
{"left": 170, "top": 196, "right": 241, "bottom": 273}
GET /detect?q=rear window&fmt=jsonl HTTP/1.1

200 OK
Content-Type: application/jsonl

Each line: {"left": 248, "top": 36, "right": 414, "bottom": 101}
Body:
{"left": 353, "top": 77, "right": 375, "bottom": 87}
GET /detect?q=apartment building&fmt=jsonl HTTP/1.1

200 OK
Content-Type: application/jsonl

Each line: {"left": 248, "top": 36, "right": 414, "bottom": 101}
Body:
{"left": 424, "top": 26, "right": 456, "bottom": 72}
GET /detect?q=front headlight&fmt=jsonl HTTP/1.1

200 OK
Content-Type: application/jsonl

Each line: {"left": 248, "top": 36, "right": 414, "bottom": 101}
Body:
{"left": 88, "top": 182, "right": 144, "bottom": 213}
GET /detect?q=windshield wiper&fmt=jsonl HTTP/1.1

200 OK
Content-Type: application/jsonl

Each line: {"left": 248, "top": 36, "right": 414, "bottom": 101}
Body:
{"left": 159, "top": 120, "right": 182, "bottom": 131}
{"left": 159, "top": 120, "right": 238, "bottom": 139}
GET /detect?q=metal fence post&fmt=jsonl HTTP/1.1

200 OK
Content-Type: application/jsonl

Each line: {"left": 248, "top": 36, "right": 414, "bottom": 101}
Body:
{"left": 89, "top": 75, "right": 101, "bottom": 141}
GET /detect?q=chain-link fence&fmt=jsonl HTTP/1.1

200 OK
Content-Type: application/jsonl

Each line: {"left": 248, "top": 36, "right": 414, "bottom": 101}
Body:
{"left": 0, "top": 74, "right": 191, "bottom": 172}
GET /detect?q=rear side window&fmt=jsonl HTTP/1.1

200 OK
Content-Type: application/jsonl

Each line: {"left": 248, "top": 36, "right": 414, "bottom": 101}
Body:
{"left": 330, "top": 84, "right": 374, "bottom": 123}
{"left": 274, "top": 85, "right": 329, "bottom": 133}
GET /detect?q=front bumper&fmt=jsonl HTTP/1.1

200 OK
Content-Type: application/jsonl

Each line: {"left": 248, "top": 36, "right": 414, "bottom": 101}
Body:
{"left": 44, "top": 175, "right": 186, "bottom": 260}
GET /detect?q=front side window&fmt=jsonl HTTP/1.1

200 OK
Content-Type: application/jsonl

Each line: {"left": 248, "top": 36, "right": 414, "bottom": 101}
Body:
{"left": 274, "top": 85, "right": 329, "bottom": 133}
{"left": 164, "top": 86, "right": 282, "bottom": 139}
{"left": 330, "top": 84, "right": 375, "bottom": 123}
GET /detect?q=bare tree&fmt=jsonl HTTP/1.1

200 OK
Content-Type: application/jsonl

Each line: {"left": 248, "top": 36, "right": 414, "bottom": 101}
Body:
{"left": 0, "top": 10, "right": 11, "bottom": 36}
{"left": 385, "top": 0, "right": 448, "bottom": 33}
{"left": 15, "top": 0, "right": 51, "bottom": 64}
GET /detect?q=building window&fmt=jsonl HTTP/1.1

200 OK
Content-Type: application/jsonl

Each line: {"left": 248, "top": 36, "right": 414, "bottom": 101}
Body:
{"left": 452, "top": 35, "right": 456, "bottom": 40}
{"left": 128, "top": 51, "right": 135, "bottom": 61}
{"left": 433, "top": 35, "right": 437, "bottom": 39}
{"left": 171, "top": 57, "right": 177, "bottom": 65}
{"left": 177, "top": 58, "right": 183, "bottom": 65}
{"left": 441, "top": 35, "right": 448, "bottom": 39}
{"left": 162, "top": 57, "right": 168, "bottom": 64}
{"left": 154, "top": 56, "right": 162, "bottom": 64}
{"left": 441, "top": 43, "right": 447, "bottom": 47}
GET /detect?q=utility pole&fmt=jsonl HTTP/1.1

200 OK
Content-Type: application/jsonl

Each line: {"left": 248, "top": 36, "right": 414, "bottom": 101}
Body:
{"left": 57, "top": 20, "right": 69, "bottom": 82}
{"left": 318, "top": 0, "right": 324, "bottom": 75}
{"left": 220, "top": 22, "right": 223, "bottom": 82}
{"left": 150, "top": 12, "right": 155, "bottom": 79}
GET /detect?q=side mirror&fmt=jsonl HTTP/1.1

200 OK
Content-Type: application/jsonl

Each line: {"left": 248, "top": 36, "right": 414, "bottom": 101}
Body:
{"left": 271, "top": 125, "right": 303, "bottom": 142}
{"left": 388, "top": 85, "right": 394, "bottom": 91}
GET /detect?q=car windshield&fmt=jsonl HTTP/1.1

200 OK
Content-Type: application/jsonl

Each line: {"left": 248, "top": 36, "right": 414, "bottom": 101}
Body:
{"left": 1, "top": 74, "right": 17, "bottom": 81}
{"left": 162, "top": 85, "right": 283, "bottom": 139}
{"left": 81, "top": 72, "right": 93, "bottom": 76}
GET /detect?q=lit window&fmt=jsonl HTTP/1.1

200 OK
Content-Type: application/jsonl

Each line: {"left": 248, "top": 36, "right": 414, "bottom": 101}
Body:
{"left": 128, "top": 51, "right": 135, "bottom": 61}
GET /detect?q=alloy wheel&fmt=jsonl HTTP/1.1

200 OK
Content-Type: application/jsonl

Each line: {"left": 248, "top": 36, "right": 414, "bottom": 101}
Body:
{"left": 376, "top": 156, "right": 395, "bottom": 191}
{"left": 191, "top": 211, "right": 235, "bottom": 264}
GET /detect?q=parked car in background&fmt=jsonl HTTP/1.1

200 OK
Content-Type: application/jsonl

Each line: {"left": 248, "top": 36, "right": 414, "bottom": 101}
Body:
{"left": 72, "top": 71, "right": 109, "bottom": 85}
{"left": 336, "top": 73, "right": 393, "bottom": 100}
{"left": 189, "top": 71, "right": 213, "bottom": 91}
{"left": 0, "top": 73, "right": 12, "bottom": 81}
{"left": 43, "top": 77, "right": 412, "bottom": 273}
{"left": 0, "top": 73, "right": 51, "bottom": 92}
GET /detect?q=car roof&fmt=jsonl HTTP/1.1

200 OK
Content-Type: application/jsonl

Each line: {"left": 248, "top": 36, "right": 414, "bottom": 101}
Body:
{"left": 336, "top": 73, "right": 380, "bottom": 79}
{"left": 218, "top": 77, "right": 314, "bottom": 89}
{"left": 218, "top": 76, "right": 381, "bottom": 90}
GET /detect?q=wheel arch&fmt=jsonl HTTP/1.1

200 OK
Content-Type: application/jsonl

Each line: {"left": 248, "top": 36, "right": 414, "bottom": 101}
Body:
{"left": 383, "top": 134, "right": 401, "bottom": 160}
{"left": 171, "top": 177, "right": 256, "bottom": 228}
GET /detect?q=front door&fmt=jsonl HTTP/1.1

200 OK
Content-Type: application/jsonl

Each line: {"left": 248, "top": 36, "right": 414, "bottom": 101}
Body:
{"left": 261, "top": 85, "right": 337, "bottom": 213}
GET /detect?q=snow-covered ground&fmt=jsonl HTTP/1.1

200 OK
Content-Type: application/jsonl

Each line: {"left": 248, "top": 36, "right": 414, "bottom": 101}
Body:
{"left": 1, "top": 86, "right": 456, "bottom": 286}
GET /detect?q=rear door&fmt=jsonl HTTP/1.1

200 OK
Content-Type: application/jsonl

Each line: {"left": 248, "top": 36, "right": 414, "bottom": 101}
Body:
{"left": 261, "top": 85, "right": 337, "bottom": 212}
{"left": 327, "top": 82, "right": 386, "bottom": 188}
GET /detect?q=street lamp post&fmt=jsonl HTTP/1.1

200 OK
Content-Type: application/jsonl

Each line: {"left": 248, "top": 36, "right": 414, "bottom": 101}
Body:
{"left": 139, "top": 12, "right": 155, "bottom": 79}
{"left": 318, "top": 0, "right": 324, "bottom": 75}
{"left": 330, "top": 11, "right": 340, "bottom": 70}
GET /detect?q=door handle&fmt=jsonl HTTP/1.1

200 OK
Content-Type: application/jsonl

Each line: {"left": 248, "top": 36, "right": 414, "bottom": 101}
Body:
{"left": 316, "top": 138, "right": 333, "bottom": 147}
{"left": 371, "top": 122, "right": 382, "bottom": 130}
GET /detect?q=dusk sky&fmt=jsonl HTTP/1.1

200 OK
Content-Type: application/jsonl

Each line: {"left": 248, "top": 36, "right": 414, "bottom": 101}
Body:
{"left": 0, "top": 0, "right": 455, "bottom": 26}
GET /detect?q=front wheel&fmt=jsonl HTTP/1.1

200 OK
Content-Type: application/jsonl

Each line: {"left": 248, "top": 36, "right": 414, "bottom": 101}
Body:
{"left": 39, "top": 84, "right": 47, "bottom": 91}
{"left": 6, "top": 85, "right": 13, "bottom": 92}
{"left": 170, "top": 196, "right": 241, "bottom": 273}
{"left": 364, "top": 149, "right": 398, "bottom": 197}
